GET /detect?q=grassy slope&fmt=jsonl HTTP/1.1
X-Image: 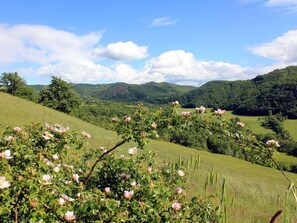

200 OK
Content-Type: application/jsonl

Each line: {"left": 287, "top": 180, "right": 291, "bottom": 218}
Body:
{"left": 1, "top": 92, "right": 297, "bottom": 222}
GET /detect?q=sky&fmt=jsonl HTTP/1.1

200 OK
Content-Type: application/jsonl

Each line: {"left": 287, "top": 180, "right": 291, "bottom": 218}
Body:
{"left": 0, "top": 0, "right": 297, "bottom": 86}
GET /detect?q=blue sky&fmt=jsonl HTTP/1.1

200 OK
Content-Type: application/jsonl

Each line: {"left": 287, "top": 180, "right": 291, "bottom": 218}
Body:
{"left": 0, "top": 0, "right": 297, "bottom": 85}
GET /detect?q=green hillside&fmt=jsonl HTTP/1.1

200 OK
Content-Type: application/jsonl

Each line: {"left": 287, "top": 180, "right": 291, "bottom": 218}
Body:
{"left": 1, "top": 92, "right": 297, "bottom": 222}
{"left": 31, "top": 81, "right": 195, "bottom": 104}
{"left": 181, "top": 66, "right": 297, "bottom": 118}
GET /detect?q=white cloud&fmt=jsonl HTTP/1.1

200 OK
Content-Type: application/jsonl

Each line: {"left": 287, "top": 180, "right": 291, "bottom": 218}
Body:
{"left": 0, "top": 24, "right": 102, "bottom": 65}
{"left": 151, "top": 17, "right": 177, "bottom": 27}
{"left": 250, "top": 29, "right": 297, "bottom": 64}
{"left": 265, "top": 0, "right": 297, "bottom": 12}
{"left": 94, "top": 41, "right": 148, "bottom": 61}
{"left": 0, "top": 24, "right": 255, "bottom": 86}
{"left": 143, "top": 50, "right": 252, "bottom": 85}
{"left": 240, "top": 0, "right": 297, "bottom": 12}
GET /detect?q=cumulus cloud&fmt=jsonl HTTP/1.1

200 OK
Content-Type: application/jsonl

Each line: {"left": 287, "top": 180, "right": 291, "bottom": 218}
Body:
{"left": 151, "top": 17, "right": 178, "bottom": 27}
{"left": 143, "top": 50, "right": 253, "bottom": 85}
{"left": 250, "top": 29, "right": 297, "bottom": 64}
{"left": 94, "top": 41, "right": 148, "bottom": 61}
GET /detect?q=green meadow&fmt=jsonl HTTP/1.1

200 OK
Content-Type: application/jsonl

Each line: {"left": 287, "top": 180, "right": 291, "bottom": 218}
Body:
{"left": 1, "top": 92, "right": 297, "bottom": 222}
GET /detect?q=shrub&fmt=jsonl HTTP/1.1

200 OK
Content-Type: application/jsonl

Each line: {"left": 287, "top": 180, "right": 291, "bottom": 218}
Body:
{"left": 0, "top": 123, "right": 219, "bottom": 222}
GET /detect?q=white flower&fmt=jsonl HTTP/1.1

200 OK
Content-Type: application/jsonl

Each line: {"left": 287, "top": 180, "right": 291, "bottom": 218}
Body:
{"left": 53, "top": 167, "right": 60, "bottom": 173}
{"left": 181, "top": 111, "right": 191, "bottom": 117}
{"left": 13, "top": 127, "right": 22, "bottom": 132}
{"left": 266, "top": 140, "right": 280, "bottom": 148}
{"left": 236, "top": 122, "right": 245, "bottom": 127}
{"left": 214, "top": 109, "right": 226, "bottom": 115}
{"left": 130, "top": 181, "right": 136, "bottom": 187}
{"left": 64, "top": 180, "right": 73, "bottom": 185}
{"left": 172, "top": 202, "right": 181, "bottom": 211}
{"left": 196, "top": 106, "right": 206, "bottom": 114}
{"left": 124, "top": 116, "right": 131, "bottom": 123}
{"left": 72, "top": 174, "right": 79, "bottom": 183}
{"left": 61, "top": 193, "right": 75, "bottom": 202}
{"left": 81, "top": 131, "right": 91, "bottom": 139}
{"left": 105, "top": 187, "right": 111, "bottom": 193}
{"left": 42, "top": 131, "right": 54, "bottom": 140}
{"left": 58, "top": 198, "right": 65, "bottom": 206}
{"left": 0, "top": 150, "right": 13, "bottom": 159}
{"left": 64, "top": 211, "right": 76, "bottom": 221}
{"left": 124, "top": 190, "right": 134, "bottom": 200}
{"left": 3, "top": 136, "right": 14, "bottom": 142}
{"left": 41, "top": 175, "right": 52, "bottom": 185}
{"left": 52, "top": 154, "right": 59, "bottom": 160}
{"left": 176, "top": 187, "right": 183, "bottom": 194}
{"left": 147, "top": 167, "right": 152, "bottom": 173}
{"left": 128, "top": 147, "right": 137, "bottom": 155}
{"left": 0, "top": 176, "right": 10, "bottom": 189}
{"left": 178, "top": 170, "right": 185, "bottom": 177}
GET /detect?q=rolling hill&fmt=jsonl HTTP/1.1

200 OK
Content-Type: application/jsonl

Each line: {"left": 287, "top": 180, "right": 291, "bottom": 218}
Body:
{"left": 32, "top": 81, "right": 195, "bottom": 104}
{"left": 0, "top": 92, "right": 297, "bottom": 222}
{"left": 181, "top": 66, "right": 297, "bottom": 118}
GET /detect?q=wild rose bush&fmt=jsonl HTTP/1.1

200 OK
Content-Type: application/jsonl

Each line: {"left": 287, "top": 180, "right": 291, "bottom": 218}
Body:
{"left": 113, "top": 103, "right": 279, "bottom": 168}
{"left": 0, "top": 123, "right": 219, "bottom": 222}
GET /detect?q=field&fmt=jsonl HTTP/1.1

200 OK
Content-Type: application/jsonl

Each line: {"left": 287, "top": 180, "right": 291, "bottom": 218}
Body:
{"left": 1, "top": 92, "right": 297, "bottom": 222}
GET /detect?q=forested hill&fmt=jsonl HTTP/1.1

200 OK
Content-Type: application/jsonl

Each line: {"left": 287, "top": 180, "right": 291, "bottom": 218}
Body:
{"left": 31, "top": 66, "right": 297, "bottom": 118}
{"left": 181, "top": 66, "right": 297, "bottom": 118}
{"left": 32, "top": 82, "right": 195, "bottom": 104}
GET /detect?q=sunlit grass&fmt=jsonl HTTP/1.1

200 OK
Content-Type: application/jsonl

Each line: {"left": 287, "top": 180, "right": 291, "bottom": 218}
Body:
{"left": 1, "top": 92, "right": 297, "bottom": 222}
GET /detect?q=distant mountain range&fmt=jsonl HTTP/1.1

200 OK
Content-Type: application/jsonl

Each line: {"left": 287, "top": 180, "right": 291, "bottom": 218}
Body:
{"left": 31, "top": 66, "right": 297, "bottom": 118}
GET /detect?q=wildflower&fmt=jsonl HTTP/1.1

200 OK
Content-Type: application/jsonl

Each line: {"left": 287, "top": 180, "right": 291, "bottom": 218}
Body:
{"left": 81, "top": 131, "right": 91, "bottom": 139}
{"left": 45, "top": 160, "right": 54, "bottom": 167}
{"left": 72, "top": 174, "right": 79, "bottom": 183}
{"left": 64, "top": 180, "right": 73, "bottom": 185}
{"left": 266, "top": 140, "right": 280, "bottom": 147}
{"left": 53, "top": 167, "right": 60, "bottom": 173}
{"left": 176, "top": 187, "right": 183, "bottom": 194}
{"left": 42, "top": 131, "right": 53, "bottom": 140}
{"left": 151, "top": 122, "right": 157, "bottom": 129}
{"left": 120, "top": 173, "right": 131, "bottom": 180}
{"left": 181, "top": 111, "right": 191, "bottom": 117}
{"left": 214, "top": 109, "right": 226, "bottom": 115}
{"left": 0, "top": 150, "right": 13, "bottom": 159}
{"left": 124, "top": 116, "right": 131, "bottom": 123}
{"left": 105, "top": 187, "right": 111, "bottom": 193}
{"left": 236, "top": 122, "right": 245, "bottom": 127}
{"left": 61, "top": 193, "right": 75, "bottom": 202}
{"left": 13, "top": 127, "right": 22, "bottom": 132}
{"left": 178, "top": 170, "right": 185, "bottom": 177}
{"left": 3, "top": 136, "right": 14, "bottom": 142}
{"left": 172, "top": 101, "right": 179, "bottom": 105}
{"left": 128, "top": 147, "right": 137, "bottom": 155}
{"left": 130, "top": 181, "right": 136, "bottom": 187}
{"left": 52, "top": 154, "right": 59, "bottom": 160}
{"left": 64, "top": 211, "right": 76, "bottom": 222}
{"left": 41, "top": 175, "right": 52, "bottom": 185}
{"left": 172, "top": 202, "right": 181, "bottom": 211}
{"left": 147, "top": 167, "right": 152, "bottom": 173}
{"left": 0, "top": 176, "right": 10, "bottom": 189}
{"left": 58, "top": 198, "right": 65, "bottom": 206}
{"left": 196, "top": 106, "right": 206, "bottom": 114}
{"left": 124, "top": 190, "right": 134, "bottom": 200}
